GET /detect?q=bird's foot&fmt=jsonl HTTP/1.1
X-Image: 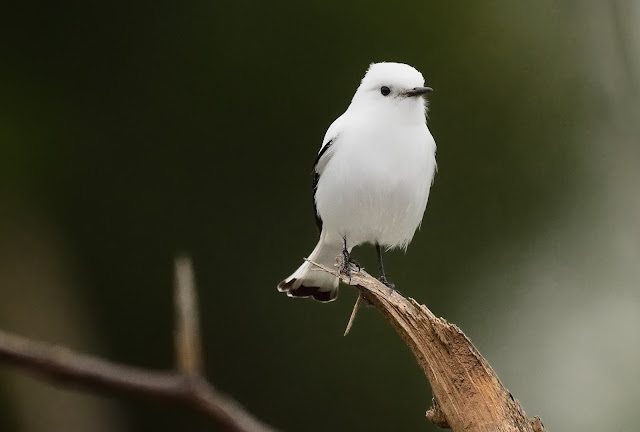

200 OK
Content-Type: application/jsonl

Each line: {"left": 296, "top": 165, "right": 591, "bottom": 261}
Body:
{"left": 378, "top": 275, "right": 398, "bottom": 295}
{"left": 340, "top": 250, "right": 361, "bottom": 283}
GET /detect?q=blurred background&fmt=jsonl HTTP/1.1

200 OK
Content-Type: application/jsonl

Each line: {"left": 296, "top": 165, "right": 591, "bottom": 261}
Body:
{"left": 1, "top": 1, "right": 639, "bottom": 431}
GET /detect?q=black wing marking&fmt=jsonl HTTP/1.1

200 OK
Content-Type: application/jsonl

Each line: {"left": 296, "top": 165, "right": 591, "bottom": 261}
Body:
{"left": 312, "top": 139, "right": 335, "bottom": 233}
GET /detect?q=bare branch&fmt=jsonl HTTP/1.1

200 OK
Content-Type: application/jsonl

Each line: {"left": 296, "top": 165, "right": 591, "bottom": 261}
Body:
{"left": 309, "top": 259, "right": 546, "bottom": 432}
{"left": 0, "top": 329, "right": 274, "bottom": 431}
{"left": 0, "top": 255, "right": 276, "bottom": 432}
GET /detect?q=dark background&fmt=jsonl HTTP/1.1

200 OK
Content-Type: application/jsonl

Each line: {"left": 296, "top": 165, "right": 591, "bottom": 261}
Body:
{"left": 2, "top": 1, "right": 639, "bottom": 431}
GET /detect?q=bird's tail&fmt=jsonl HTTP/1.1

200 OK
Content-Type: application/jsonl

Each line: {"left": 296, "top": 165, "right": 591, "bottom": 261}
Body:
{"left": 277, "top": 237, "right": 343, "bottom": 302}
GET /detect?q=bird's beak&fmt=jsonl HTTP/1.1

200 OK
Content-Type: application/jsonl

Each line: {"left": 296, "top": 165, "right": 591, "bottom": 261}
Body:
{"left": 405, "top": 87, "right": 433, "bottom": 97}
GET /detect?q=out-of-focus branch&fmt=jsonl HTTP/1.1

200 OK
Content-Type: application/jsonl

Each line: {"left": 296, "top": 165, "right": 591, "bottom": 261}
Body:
{"left": 0, "top": 257, "right": 275, "bottom": 432}
{"left": 309, "top": 259, "right": 546, "bottom": 432}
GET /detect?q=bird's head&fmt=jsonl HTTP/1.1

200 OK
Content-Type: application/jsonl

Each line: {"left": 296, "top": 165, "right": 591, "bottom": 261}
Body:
{"left": 350, "top": 62, "right": 432, "bottom": 117}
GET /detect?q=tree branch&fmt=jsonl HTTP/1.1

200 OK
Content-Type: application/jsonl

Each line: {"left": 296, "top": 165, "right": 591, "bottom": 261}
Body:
{"left": 0, "top": 256, "right": 275, "bottom": 432}
{"left": 308, "top": 259, "right": 547, "bottom": 432}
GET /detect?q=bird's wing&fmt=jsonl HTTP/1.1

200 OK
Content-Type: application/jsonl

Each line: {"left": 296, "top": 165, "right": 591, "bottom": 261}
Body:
{"left": 312, "top": 113, "right": 347, "bottom": 232}
{"left": 312, "top": 137, "right": 337, "bottom": 233}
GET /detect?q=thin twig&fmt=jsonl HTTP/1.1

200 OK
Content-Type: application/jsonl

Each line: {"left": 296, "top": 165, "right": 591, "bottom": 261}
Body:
{"left": 174, "top": 255, "right": 203, "bottom": 375}
{"left": 343, "top": 293, "right": 364, "bottom": 336}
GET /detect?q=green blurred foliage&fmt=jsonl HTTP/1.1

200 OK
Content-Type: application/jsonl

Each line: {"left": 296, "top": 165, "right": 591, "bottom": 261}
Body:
{"left": 2, "top": 1, "right": 631, "bottom": 431}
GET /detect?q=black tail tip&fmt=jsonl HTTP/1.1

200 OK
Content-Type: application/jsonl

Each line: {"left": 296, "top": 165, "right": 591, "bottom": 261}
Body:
{"left": 277, "top": 279, "right": 337, "bottom": 302}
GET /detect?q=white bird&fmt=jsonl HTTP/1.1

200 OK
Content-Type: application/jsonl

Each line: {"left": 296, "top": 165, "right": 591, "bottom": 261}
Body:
{"left": 278, "top": 62, "right": 437, "bottom": 302}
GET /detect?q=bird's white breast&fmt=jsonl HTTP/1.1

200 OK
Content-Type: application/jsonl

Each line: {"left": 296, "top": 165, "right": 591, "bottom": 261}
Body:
{"left": 315, "top": 112, "right": 436, "bottom": 250}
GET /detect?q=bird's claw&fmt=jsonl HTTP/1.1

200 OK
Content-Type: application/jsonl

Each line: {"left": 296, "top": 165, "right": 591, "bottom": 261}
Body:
{"left": 378, "top": 276, "right": 397, "bottom": 295}
{"left": 340, "top": 251, "right": 361, "bottom": 284}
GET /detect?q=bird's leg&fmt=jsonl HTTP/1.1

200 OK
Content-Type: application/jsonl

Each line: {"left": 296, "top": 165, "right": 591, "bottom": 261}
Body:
{"left": 340, "top": 237, "right": 360, "bottom": 282}
{"left": 376, "top": 243, "right": 396, "bottom": 293}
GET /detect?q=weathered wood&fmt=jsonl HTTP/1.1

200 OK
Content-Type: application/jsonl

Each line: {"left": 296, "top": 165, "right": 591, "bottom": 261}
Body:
{"left": 309, "top": 259, "right": 546, "bottom": 432}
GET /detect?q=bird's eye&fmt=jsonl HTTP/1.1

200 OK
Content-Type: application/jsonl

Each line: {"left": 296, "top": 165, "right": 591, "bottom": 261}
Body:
{"left": 380, "top": 86, "right": 391, "bottom": 96}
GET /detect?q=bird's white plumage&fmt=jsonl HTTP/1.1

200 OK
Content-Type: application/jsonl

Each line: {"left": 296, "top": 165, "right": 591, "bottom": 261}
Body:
{"left": 278, "top": 62, "right": 437, "bottom": 302}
